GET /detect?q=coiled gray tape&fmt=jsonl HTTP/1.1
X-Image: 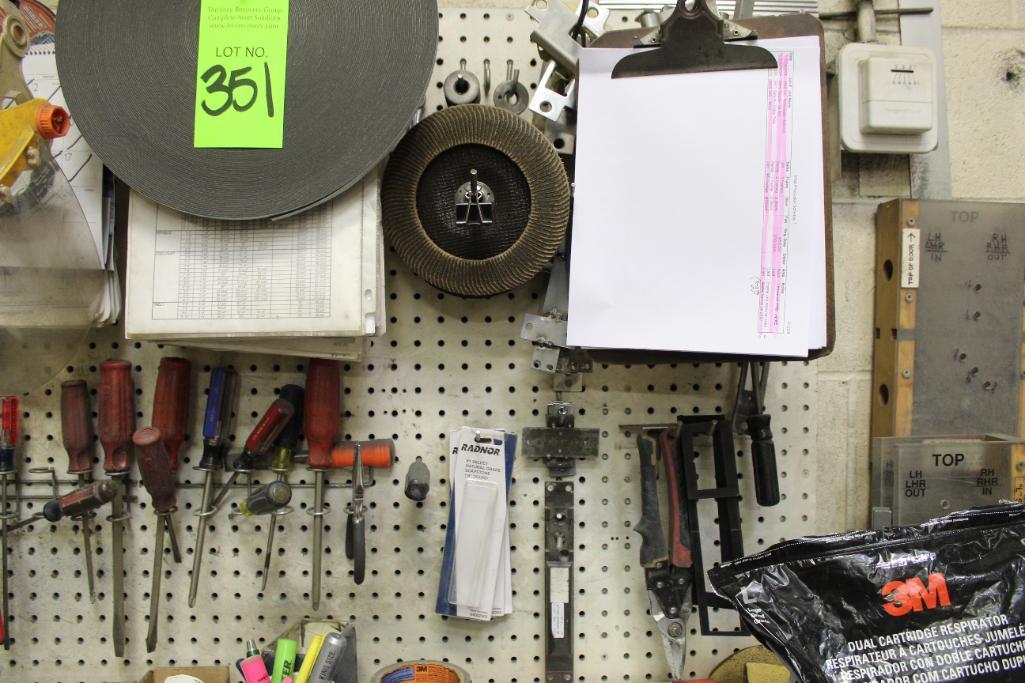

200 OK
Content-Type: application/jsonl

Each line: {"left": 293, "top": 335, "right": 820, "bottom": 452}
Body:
{"left": 56, "top": 0, "right": 437, "bottom": 220}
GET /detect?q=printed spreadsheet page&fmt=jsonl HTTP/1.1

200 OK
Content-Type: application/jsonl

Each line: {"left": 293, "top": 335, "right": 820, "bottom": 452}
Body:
{"left": 568, "top": 36, "right": 826, "bottom": 357}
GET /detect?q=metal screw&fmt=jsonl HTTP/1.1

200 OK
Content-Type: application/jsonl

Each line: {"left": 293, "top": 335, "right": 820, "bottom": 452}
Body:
{"left": 908, "top": 217, "right": 917, "bottom": 226}
{"left": 668, "top": 622, "right": 684, "bottom": 638}
{"left": 902, "top": 369, "right": 912, "bottom": 379}
{"left": 905, "top": 293, "right": 914, "bottom": 303}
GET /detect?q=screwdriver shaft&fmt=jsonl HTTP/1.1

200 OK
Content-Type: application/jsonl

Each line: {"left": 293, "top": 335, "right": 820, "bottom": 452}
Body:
{"left": 165, "top": 515, "right": 181, "bottom": 564}
{"left": 1, "top": 473, "right": 10, "bottom": 650}
{"left": 209, "top": 469, "right": 243, "bottom": 513}
{"left": 75, "top": 471, "right": 98, "bottom": 603}
{"left": 80, "top": 510, "right": 96, "bottom": 603}
{"left": 188, "top": 473, "right": 215, "bottom": 608}
{"left": 261, "top": 468, "right": 289, "bottom": 592}
{"left": 312, "top": 469, "right": 325, "bottom": 611}
{"left": 261, "top": 514, "right": 277, "bottom": 593}
{"left": 146, "top": 515, "right": 167, "bottom": 653}
{"left": 110, "top": 475, "right": 126, "bottom": 657}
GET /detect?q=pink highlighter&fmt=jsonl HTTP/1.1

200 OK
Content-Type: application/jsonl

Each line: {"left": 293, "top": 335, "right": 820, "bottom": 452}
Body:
{"left": 241, "top": 640, "right": 272, "bottom": 683}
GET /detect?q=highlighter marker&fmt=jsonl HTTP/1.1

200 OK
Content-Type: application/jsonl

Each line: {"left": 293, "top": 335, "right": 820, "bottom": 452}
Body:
{"left": 293, "top": 633, "right": 325, "bottom": 683}
{"left": 241, "top": 639, "right": 272, "bottom": 683}
{"left": 272, "top": 638, "right": 298, "bottom": 683}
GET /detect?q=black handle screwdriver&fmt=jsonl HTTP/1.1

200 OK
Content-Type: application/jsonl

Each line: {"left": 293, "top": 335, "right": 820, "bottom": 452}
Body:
{"left": 261, "top": 384, "right": 303, "bottom": 591}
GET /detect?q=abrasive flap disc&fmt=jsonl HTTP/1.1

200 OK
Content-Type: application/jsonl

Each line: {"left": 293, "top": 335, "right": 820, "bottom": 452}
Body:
{"left": 382, "top": 105, "right": 571, "bottom": 297}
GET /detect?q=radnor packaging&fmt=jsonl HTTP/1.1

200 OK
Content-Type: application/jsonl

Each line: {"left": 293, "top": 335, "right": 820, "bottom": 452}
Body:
{"left": 709, "top": 504, "right": 1025, "bottom": 682}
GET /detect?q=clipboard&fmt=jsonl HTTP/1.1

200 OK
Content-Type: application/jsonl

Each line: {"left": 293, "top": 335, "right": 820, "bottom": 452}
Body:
{"left": 579, "top": 0, "right": 835, "bottom": 364}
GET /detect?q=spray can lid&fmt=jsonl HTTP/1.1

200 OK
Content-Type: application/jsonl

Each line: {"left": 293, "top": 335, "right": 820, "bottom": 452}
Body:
{"left": 246, "top": 639, "right": 260, "bottom": 658}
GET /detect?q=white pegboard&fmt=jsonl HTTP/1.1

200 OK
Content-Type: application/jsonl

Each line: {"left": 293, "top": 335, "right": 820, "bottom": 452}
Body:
{"left": 1, "top": 9, "right": 820, "bottom": 683}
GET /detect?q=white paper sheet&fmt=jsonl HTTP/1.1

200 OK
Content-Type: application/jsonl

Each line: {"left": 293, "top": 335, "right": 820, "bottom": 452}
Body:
{"left": 568, "top": 37, "right": 826, "bottom": 357}
{"left": 127, "top": 173, "right": 380, "bottom": 340}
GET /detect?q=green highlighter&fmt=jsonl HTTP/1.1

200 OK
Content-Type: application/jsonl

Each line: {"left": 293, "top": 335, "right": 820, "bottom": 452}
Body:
{"left": 271, "top": 638, "right": 298, "bottom": 683}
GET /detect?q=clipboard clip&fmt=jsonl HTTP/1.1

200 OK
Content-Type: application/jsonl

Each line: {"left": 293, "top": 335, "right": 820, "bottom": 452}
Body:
{"left": 612, "top": 0, "right": 778, "bottom": 79}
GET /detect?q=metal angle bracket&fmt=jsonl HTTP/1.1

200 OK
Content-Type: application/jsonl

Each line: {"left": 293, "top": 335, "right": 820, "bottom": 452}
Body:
{"left": 544, "top": 480, "right": 574, "bottom": 682}
{"left": 526, "top": 0, "right": 611, "bottom": 74}
{"left": 521, "top": 258, "right": 593, "bottom": 388}
{"left": 522, "top": 402, "right": 600, "bottom": 478}
{"left": 525, "top": 0, "right": 610, "bottom": 123}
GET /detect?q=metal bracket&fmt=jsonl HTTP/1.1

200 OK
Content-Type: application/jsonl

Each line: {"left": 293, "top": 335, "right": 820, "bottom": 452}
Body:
{"left": 522, "top": 402, "right": 600, "bottom": 478}
{"left": 525, "top": 0, "right": 610, "bottom": 123}
{"left": 544, "top": 481, "right": 574, "bottom": 682}
{"left": 526, "top": 0, "right": 610, "bottom": 74}
{"left": 454, "top": 170, "right": 494, "bottom": 226}
{"left": 520, "top": 257, "right": 593, "bottom": 387}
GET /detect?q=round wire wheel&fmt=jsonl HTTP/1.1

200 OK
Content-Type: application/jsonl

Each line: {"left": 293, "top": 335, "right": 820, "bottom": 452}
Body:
{"left": 382, "top": 105, "right": 571, "bottom": 297}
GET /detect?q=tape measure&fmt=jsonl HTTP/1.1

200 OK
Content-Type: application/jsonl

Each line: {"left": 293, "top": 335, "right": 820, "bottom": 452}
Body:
{"left": 371, "top": 661, "right": 470, "bottom": 683}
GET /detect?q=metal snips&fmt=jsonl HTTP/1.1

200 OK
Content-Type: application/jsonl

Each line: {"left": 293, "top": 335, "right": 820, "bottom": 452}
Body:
{"left": 634, "top": 428, "right": 694, "bottom": 680}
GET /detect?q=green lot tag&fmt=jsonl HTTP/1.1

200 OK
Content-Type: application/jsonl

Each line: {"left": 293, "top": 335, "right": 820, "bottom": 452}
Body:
{"left": 193, "top": 0, "right": 290, "bottom": 148}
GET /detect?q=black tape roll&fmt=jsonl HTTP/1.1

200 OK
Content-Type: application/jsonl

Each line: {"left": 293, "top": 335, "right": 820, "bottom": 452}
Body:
{"left": 56, "top": 0, "right": 437, "bottom": 220}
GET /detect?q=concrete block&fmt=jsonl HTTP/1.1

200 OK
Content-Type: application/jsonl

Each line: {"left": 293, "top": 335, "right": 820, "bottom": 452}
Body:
{"left": 818, "top": 202, "right": 878, "bottom": 375}
{"left": 944, "top": 28, "right": 1025, "bottom": 199}
{"left": 814, "top": 376, "right": 851, "bottom": 533}
{"left": 859, "top": 155, "right": 912, "bottom": 198}
{"left": 845, "top": 374, "right": 873, "bottom": 530}
{"left": 943, "top": 1, "right": 1025, "bottom": 30}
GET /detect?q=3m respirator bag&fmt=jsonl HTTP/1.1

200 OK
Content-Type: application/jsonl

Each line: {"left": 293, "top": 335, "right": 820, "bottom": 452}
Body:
{"left": 709, "top": 505, "right": 1025, "bottom": 683}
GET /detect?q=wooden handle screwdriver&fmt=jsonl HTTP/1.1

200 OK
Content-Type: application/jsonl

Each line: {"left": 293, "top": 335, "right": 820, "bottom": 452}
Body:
{"left": 98, "top": 361, "right": 134, "bottom": 658}
{"left": 152, "top": 357, "right": 191, "bottom": 471}
{"left": 133, "top": 428, "right": 180, "bottom": 654}
{"left": 305, "top": 359, "right": 340, "bottom": 610}
{"left": 60, "top": 380, "right": 100, "bottom": 603}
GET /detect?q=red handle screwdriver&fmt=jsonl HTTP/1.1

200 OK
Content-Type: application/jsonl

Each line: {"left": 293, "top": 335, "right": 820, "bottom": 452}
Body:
{"left": 305, "top": 359, "right": 341, "bottom": 610}
{"left": 132, "top": 428, "right": 181, "bottom": 653}
{"left": 98, "top": 360, "right": 134, "bottom": 657}
{"left": 152, "top": 357, "right": 191, "bottom": 471}
{"left": 208, "top": 398, "right": 295, "bottom": 513}
{"left": 60, "top": 380, "right": 100, "bottom": 603}
{"left": 0, "top": 395, "right": 18, "bottom": 651}
{"left": 100, "top": 361, "right": 134, "bottom": 476}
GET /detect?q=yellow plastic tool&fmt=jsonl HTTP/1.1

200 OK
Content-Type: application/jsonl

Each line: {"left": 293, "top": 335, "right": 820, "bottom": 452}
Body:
{"left": 0, "top": 97, "right": 69, "bottom": 195}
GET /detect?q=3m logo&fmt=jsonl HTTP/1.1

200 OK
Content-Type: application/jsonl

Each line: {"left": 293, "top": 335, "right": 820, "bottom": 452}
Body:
{"left": 882, "top": 573, "right": 951, "bottom": 617}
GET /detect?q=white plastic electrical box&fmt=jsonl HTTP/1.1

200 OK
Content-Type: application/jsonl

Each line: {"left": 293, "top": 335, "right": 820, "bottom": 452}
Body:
{"left": 838, "top": 43, "right": 938, "bottom": 154}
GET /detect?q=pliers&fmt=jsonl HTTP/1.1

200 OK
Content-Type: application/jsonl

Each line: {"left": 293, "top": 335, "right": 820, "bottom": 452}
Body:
{"left": 635, "top": 429, "right": 694, "bottom": 680}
